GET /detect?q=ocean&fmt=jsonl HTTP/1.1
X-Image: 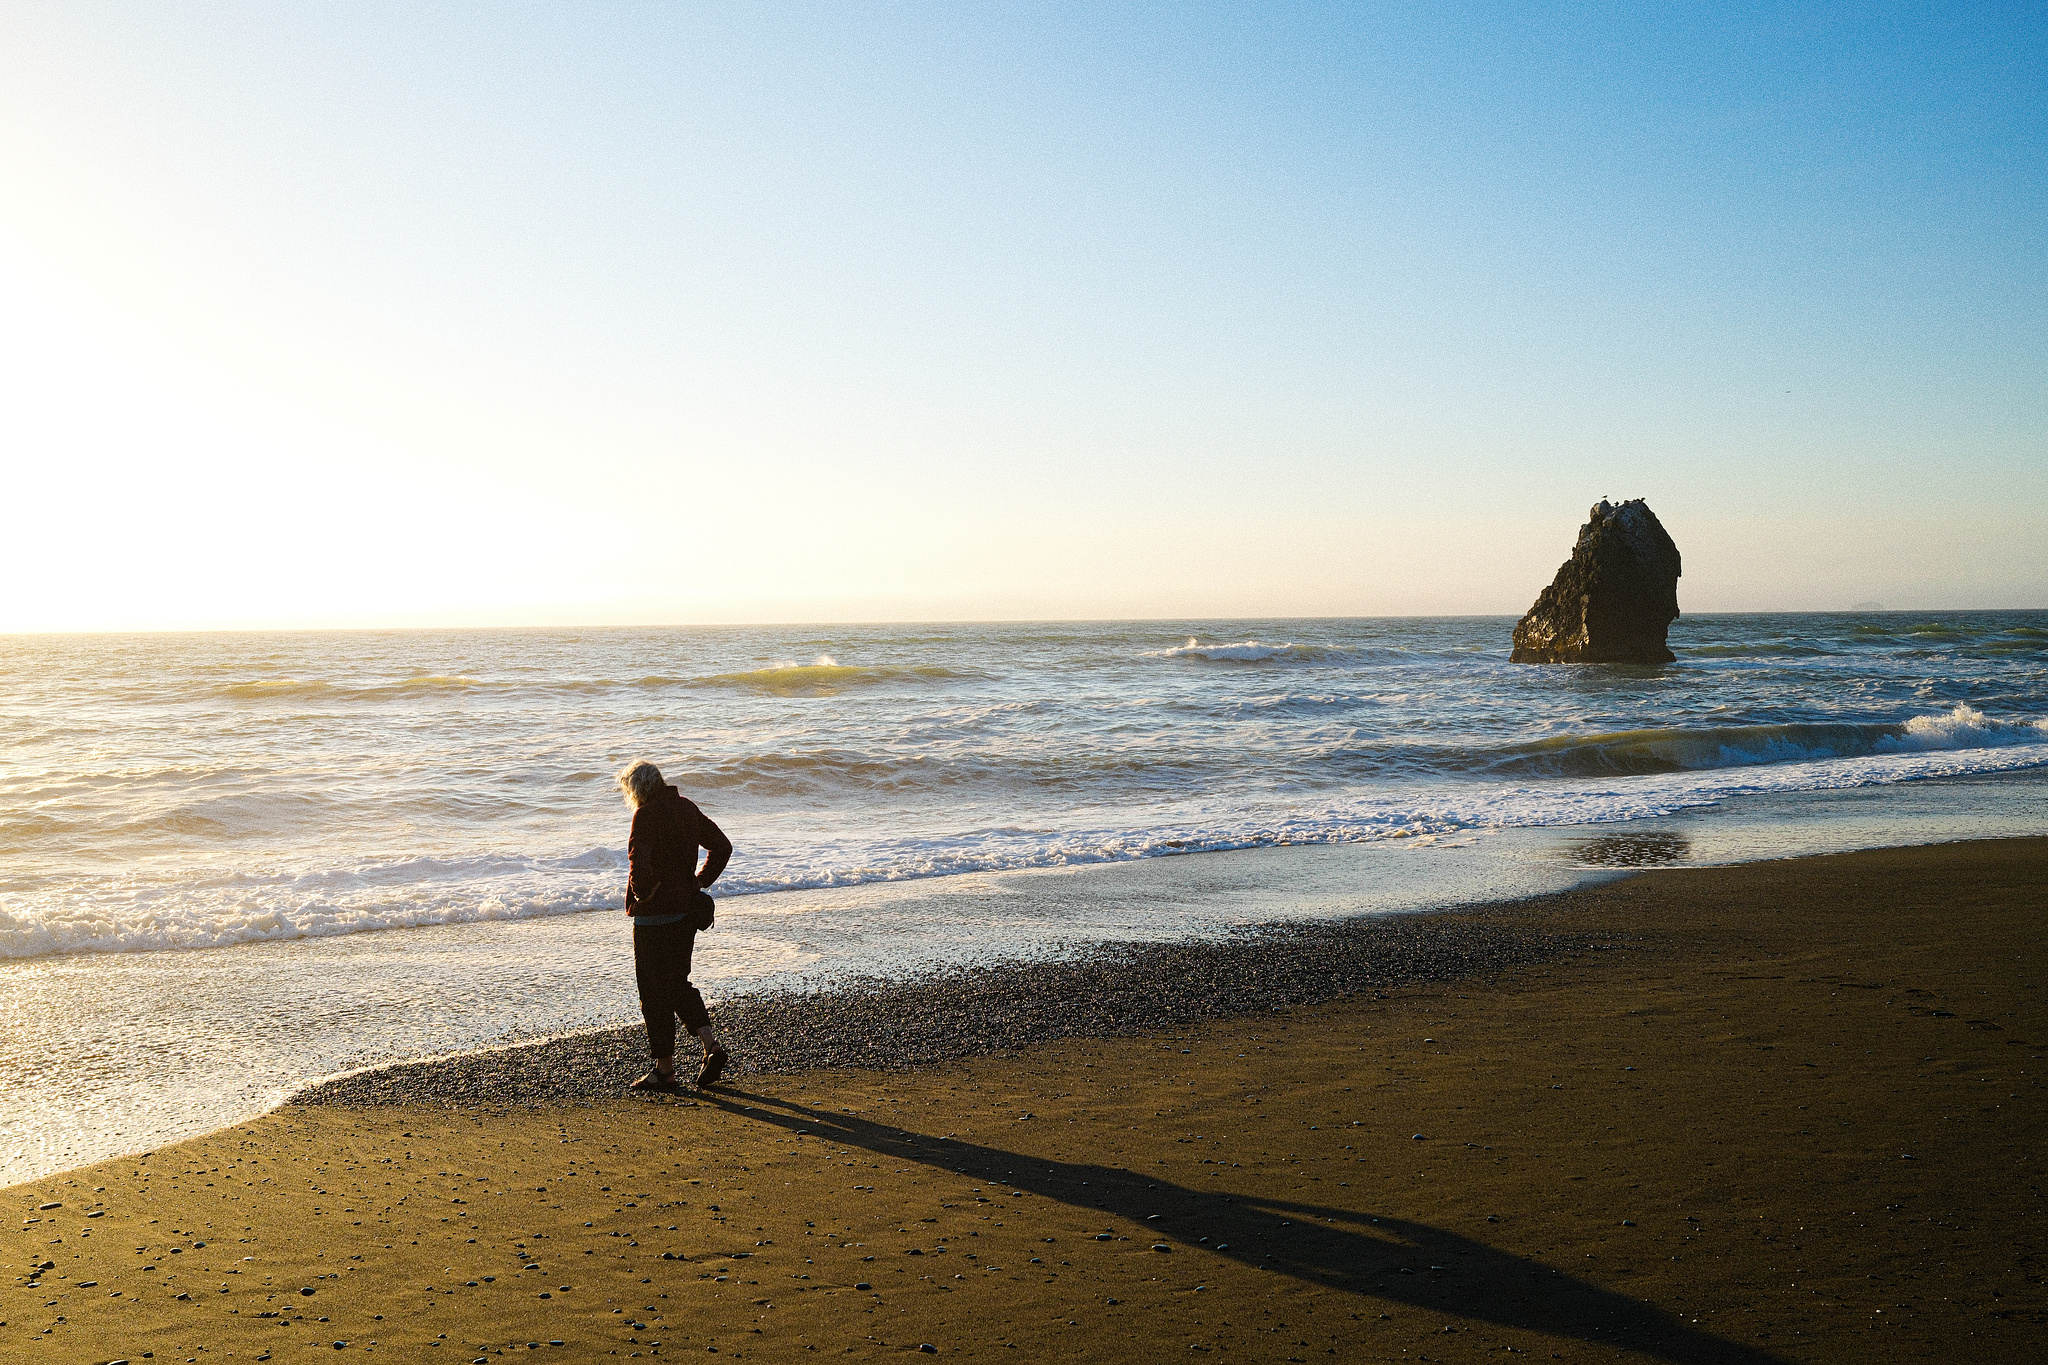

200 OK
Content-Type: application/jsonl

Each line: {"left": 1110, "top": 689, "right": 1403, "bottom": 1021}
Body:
{"left": 4, "top": 612, "right": 2046, "bottom": 1181}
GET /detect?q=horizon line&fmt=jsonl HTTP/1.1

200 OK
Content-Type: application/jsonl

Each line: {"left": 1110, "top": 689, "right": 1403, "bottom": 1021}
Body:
{"left": 6, "top": 605, "right": 2044, "bottom": 639}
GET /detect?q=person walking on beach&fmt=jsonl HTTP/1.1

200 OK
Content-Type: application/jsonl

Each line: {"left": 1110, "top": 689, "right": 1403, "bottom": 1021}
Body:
{"left": 617, "top": 759, "right": 733, "bottom": 1091}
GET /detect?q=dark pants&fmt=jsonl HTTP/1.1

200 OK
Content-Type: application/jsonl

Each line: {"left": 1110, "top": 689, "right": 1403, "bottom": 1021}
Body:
{"left": 633, "top": 919, "right": 711, "bottom": 1059}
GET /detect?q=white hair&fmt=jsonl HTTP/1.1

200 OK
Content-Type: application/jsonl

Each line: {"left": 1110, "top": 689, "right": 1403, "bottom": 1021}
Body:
{"left": 616, "top": 759, "right": 665, "bottom": 809}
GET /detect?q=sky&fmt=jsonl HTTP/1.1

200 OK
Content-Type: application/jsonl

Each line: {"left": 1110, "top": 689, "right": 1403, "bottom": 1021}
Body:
{"left": 1, "top": 1, "right": 2043, "bottom": 631}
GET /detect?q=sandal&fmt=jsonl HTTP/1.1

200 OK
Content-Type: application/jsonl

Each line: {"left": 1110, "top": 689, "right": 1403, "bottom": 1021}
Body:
{"left": 629, "top": 1069, "right": 679, "bottom": 1093}
{"left": 695, "top": 1050, "right": 729, "bottom": 1088}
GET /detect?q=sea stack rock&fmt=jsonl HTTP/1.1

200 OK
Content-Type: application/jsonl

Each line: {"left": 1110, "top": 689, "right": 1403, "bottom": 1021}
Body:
{"left": 1511, "top": 499, "right": 1681, "bottom": 664}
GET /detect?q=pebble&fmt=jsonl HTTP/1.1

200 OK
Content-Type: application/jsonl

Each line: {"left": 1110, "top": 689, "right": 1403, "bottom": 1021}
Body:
{"left": 292, "top": 915, "right": 1564, "bottom": 1107}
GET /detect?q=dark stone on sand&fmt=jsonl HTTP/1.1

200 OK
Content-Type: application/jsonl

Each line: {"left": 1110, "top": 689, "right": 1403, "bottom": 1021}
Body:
{"left": 1511, "top": 499, "right": 1682, "bottom": 664}
{"left": 289, "top": 912, "right": 1570, "bottom": 1110}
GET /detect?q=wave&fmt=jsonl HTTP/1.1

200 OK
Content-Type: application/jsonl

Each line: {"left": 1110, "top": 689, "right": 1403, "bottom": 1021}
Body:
{"left": 675, "top": 705, "right": 2048, "bottom": 794}
{"left": 214, "top": 663, "right": 977, "bottom": 703}
{"left": 1681, "top": 643, "right": 1841, "bottom": 659}
{"left": 7, "top": 725, "right": 2044, "bottom": 962}
{"left": 1896, "top": 703, "right": 2048, "bottom": 749}
{"left": 221, "top": 678, "right": 337, "bottom": 698}
{"left": 1151, "top": 638, "right": 1364, "bottom": 664}
{"left": 0, "top": 850, "right": 626, "bottom": 960}
{"left": 1202, "top": 692, "right": 1385, "bottom": 717}
{"left": 683, "top": 658, "right": 976, "bottom": 696}
{"left": 1477, "top": 706, "right": 2048, "bottom": 780}
{"left": 223, "top": 675, "right": 493, "bottom": 700}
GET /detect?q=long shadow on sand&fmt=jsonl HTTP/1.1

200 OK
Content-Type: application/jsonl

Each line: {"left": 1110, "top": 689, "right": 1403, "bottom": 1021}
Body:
{"left": 693, "top": 1087, "right": 1782, "bottom": 1365}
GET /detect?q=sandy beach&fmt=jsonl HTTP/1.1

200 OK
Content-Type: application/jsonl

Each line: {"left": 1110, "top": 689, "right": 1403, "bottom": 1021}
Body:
{"left": 12, "top": 9, "right": 2045, "bottom": 1363}
{"left": 6, "top": 836, "right": 2043, "bottom": 1363}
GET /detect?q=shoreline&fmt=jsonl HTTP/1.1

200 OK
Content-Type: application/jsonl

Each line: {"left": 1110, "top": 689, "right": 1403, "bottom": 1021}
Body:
{"left": 8, "top": 836, "right": 2045, "bottom": 1362}
{"left": 9, "top": 756, "right": 2047, "bottom": 970}
{"left": 285, "top": 788, "right": 2048, "bottom": 1112}
{"left": 4, "top": 771, "right": 2044, "bottom": 1190}
{"left": 292, "top": 907, "right": 1580, "bottom": 1107}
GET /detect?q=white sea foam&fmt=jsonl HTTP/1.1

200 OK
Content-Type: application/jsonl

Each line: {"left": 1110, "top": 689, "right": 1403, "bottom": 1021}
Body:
{"left": 5, "top": 618, "right": 2044, "bottom": 962}
{"left": 1888, "top": 702, "right": 2048, "bottom": 750}
{"left": 1155, "top": 638, "right": 1306, "bottom": 662}
{"left": 8, "top": 614, "right": 2045, "bottom": 1194}
{"left": 6, "top": 715, "right": 2043, "bottom": 961}
{"left": 0, "top": 851, "right": 627, "bottom": 960}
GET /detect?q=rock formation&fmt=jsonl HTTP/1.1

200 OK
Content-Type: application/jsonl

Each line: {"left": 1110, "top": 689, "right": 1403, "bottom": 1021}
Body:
{"left": 1511, "top": 499, "right": 1681, "bottom": 664}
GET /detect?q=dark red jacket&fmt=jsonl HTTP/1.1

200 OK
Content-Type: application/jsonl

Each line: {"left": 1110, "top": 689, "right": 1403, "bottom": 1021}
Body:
{"left": 625, "top": 785, "right": 732, "bottom": 916}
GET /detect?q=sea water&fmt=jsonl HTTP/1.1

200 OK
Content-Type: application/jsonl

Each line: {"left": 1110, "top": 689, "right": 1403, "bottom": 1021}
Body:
{"left": 2, "top": 612, "right": 2045, "bottom": 1181}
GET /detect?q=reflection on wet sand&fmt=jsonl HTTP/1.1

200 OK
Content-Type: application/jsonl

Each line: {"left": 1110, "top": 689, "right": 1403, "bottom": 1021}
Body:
{"left": 1566, "top": 830, "right": 1692, "bottom": 867}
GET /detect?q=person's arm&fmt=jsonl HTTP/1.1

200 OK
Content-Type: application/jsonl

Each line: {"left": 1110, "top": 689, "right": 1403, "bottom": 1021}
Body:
{"left": 696, "top": 809, "right": 733, "bottom": 888}
{"left": 624, "top": 806, "right": 650, "bottom": 910}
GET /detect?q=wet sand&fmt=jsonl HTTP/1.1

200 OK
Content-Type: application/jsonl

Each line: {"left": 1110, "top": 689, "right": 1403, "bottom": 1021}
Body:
{"left": 5, "top": 837, "right": 2044, "bottom": 1363}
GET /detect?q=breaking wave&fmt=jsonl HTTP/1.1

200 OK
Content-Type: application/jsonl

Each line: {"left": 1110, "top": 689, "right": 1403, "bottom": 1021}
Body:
{"left": 1478, "top": 706, "right": 2048, "bottom": 779}
{"left": 1152, "top": 638, "right": 1362, "bottom": 664}
{"left": 8, "top": 614, "right": 2045, "bottom": 963}
{"left": 5, "top": 713, "right": 2043, "bottom": 961}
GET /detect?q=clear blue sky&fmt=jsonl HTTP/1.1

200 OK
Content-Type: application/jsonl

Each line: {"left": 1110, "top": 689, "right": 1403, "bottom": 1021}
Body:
{"left": 2, "top": 2, "right": 2042, "bottom": 629}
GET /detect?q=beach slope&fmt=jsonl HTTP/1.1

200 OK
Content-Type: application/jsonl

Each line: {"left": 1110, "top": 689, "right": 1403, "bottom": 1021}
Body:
{"left": 6, "top": 838, "right": 2044, "bottom": 1362}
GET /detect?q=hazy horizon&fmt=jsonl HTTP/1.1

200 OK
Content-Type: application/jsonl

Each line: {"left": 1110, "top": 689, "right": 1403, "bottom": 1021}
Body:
{"left": 4, "top": 3, "right": 2043, "bottom": 633}
{"left": 7, "top": 602, "right": 2047, "bottom": 640}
